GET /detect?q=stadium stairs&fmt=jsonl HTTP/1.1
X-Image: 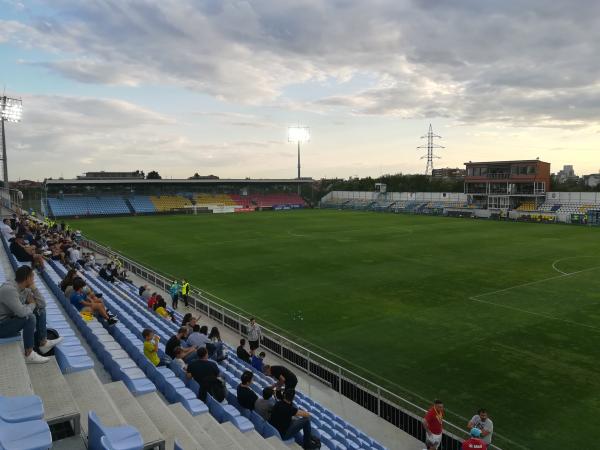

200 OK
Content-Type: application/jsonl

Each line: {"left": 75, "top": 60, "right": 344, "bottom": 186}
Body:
{"left": 0, "top": 241, "right": 303, "bottom": 450}
{"left": 76, "top": 264, "right": 388, "bottom": 450}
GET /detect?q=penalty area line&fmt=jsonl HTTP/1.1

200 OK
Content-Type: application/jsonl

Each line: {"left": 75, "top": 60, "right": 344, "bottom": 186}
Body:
{"left": 469, "top": 264, "right": 600, "bottom": 333}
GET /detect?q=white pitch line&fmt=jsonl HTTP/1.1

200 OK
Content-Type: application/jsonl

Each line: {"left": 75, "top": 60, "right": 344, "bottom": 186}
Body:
{"left": 551, "top": 255, "right": 600, "bottom": 275}
{"left": 469, "top": 264, "right": 600, "bottom": 332}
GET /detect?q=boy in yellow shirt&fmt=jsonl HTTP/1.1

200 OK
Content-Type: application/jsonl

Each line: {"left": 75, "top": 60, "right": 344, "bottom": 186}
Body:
{"left": 142, "top": 328, "right": 167, "bottom": 366}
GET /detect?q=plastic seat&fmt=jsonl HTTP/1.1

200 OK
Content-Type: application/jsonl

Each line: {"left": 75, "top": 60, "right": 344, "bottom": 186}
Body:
{"left": 0, "top": 396, "right": 44, "bottom": 423}
{"left": 0, "top": 417, "right": 52, "bottom": 450}
{"left": 88, "top": 411, "right": 143, "bottom": 450}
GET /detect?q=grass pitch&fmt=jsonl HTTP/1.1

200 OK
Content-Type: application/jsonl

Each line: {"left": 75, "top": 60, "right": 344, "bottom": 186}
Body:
{"left": 75, "top": 210, "right": 600, "bottom": 450}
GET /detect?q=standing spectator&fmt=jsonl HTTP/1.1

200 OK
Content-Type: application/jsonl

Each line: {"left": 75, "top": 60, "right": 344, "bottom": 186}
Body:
{"left": 254, "top": 387, "right": 276, "bottom": 421}
{"left": 247, "top": 317, "right": 261, "bottom": 351}
{"left": 423, "top": 399, "right": 444, "bottom": 450}
{"left": 467, "top": 409, "right": 493, "bottom": 446}
{"left": 236, "top": 338, "right": 251, "bottom": 364}
{"left": 269, "top": 389, "right": 319, "bottom": 449}
{"left": 0, "top": 266, "right": 62, "bottom": 363}
{"left": 237, "top": 370, "right": 258, "bottom": 410}
{"left": 181, "top": 279, "right": 190, "bottom": 307}
{"left": 165, "top": 327, "right": 197, "bottom": 363}
{"left": 264, "top": 365, "right": 298, "bottom": 391}
{"left": 186, "top": 347, "right": 221, "bottom": 402}
{"left": 251, "top": 351, "right": 266, "bottom": 372}
{"left": 462, "top": 428, "right": 487, "bottom": 450}
{"left": 169, "top": 280, "right": 180, "bottom": 309}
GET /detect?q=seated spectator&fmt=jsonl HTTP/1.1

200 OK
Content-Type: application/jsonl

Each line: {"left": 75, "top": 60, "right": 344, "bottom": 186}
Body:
{"left": 188, "top": 325, "right": 225, "bottom": 361}
{"left": 264, "top": 364, "right": 298, "bottom": 391}
{"left": 138, "top": 284, "right": 147, "bottom": 296}
{"left": 269, "top": 389, "right": 319, "bottom": 449}
{"left": 208, "top": 326, "right": 222, "bottom": 343}
{"left": 1, "top": 218, "right": 15, "bottom": 241}
{"left": 10, "top": 234, "right": 45, "bottom": 269}
{"left": 254, "top": 387, "right": 276, "bottom": 421}
{"left": 154, "top": 296, "right": 174, "bottom": 321}
{"left": 237, "top": 370, "right": 258, "bottom": 410}
{"left": 142, "top": 328, "right": 169, "bottom": 367}
{"left": 165, "top": 327, "right": 197, "bottom": 363}
{"left": 183, "top": 315, "right": 197, "bottom": 336}
{"left": 60, "top": 269, "right": 79, "bottom": 294}
{"left": 99, "top": 264, "right": 115, "bottom": 283}
{"left": 147, "top": 292, "right": 158, "bottom": 309}
{"left": 181, "top": 312, "right": 193, "bottom": 328}
{"left": 462, "top": 428, "right": 488, "bottom": 450}
{"left": 187, "top": 325, "right": 212, "bottom": 350}
{"left": 110, "top": 265, "right": 120, "bottom": 282}
{"left": 251, "top": 351, "right": 266, "bottom": 372}
{"left": 139, "top": 284, "right": 152, "bottom": 301}
{"left": 69, "top": 245, "right": 85, "bottom": 267}
{"left": 237, "top": 338, "right": 251, "bottom": 363}
{"left": 70, "top": 278, "right": 117, "bottom": 325}
{"left": 117, "top": 269, "right": 131, "bottom": 283}
{"left": 186, "top": 347, "right": 221, "bottom": 402}
{"left": 172, "top": 347, "right": 187, "bottom": 370}
{"left": 0, "top": 266, "right": 62, "bottom": 363}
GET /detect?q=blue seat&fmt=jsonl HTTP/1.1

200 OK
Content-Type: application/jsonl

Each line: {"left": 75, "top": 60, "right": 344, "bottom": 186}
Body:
{"left": 0, "top": 417, "right": 52, "bottom": 450}
{"left": 228, "top": 414, "right": 254, "bottom": 433}
{"left": 88, "top": 411, "right": 143, "bottom": 450}
{"left": 0, "top": 396, "right": 44, "bottom": 423}
{"left": 249, "top": 410, "right": 265, "bottom": 434}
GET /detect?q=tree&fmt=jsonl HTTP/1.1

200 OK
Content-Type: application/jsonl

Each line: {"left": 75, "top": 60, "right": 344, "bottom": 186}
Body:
{"left": 146, "top": 171, "right": 161, "bottom": 180}
{"left": 189, "top": 173, "right": 201, "bottom": 179}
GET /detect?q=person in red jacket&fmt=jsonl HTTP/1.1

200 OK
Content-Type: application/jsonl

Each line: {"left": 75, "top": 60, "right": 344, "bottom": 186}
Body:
{"left": 423, "top": 399, "right": 444, "bottom": 450}
{"left": 462, "top": 427, "right": 488, "bottom": 450}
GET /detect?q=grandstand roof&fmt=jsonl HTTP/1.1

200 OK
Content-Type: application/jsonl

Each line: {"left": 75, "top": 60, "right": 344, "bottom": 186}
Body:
{"left": 464, "top": 159, "right": 549, "bottom": 165}
{"left": 44, "top": 178, "right": 313, "bottom": 186}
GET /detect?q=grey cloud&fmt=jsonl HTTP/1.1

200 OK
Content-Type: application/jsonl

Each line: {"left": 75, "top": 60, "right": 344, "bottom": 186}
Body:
{"left": 3, "top": 0, "right": 600, "bottom": 127}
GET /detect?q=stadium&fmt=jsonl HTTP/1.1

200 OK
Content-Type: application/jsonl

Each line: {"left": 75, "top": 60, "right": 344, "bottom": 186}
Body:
{"left": 2, "top": 3, "right": 600, "bottom": 450}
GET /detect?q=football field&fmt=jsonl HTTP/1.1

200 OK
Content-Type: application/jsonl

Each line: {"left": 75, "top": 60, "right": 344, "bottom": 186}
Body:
{"left": 74, "top": 210, "right": 600, "bottom": 450}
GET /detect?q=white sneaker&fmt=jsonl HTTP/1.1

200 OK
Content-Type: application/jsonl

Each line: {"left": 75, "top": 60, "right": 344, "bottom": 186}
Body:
{"left": 38, "top": 337, "right": 64, "bottom": 354}
{"left": 25, "top": 351, "right": 49, "bottom": 364}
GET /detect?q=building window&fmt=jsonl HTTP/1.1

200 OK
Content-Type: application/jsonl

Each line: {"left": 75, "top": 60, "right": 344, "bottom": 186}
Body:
{"left": 519, "top": 166, "right": 527, "bottom": 175}
{"left": 527, "top": 165, "right": 536, "bottom": 174}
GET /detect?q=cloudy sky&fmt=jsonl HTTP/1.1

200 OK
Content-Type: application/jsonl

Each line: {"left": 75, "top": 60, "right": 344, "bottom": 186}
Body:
{"left": 1, "top": 0, "right": 599, "bottom": 181}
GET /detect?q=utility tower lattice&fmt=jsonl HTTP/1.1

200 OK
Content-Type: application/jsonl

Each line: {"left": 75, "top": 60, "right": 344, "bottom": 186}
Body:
{"left": 417, "top": 124, "right": 444, "bottom": 175}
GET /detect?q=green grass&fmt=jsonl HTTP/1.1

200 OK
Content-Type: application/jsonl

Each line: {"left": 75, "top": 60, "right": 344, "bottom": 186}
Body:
{"left": 74, "top": 210, "right": 600, "bottom": 450}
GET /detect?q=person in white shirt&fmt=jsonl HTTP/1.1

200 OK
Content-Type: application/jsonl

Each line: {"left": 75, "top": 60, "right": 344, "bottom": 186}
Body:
{"left": 0, "top": 219, "right": 15, "bottom": 241}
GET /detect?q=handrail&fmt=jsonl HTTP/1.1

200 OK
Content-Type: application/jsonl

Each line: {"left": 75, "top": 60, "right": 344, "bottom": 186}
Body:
{"left": 81, "top": 237, "right": 509, "bottom": 450}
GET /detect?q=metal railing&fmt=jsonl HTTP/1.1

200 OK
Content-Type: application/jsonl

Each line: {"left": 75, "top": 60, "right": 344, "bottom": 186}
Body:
{"left": 82, "top": 237, "right": 507, "bottom": 450}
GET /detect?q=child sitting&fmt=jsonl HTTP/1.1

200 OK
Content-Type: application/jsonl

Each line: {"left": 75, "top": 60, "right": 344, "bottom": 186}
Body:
{"left": 172, "top": 346, "right": 187, "bottom": 370}
{"left": 142, "top": 328, "right": 169, "bottom": 367}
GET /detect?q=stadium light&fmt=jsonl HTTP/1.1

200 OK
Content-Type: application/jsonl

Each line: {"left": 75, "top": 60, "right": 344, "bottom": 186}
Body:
{"left": 0, "top": 96, "right": 23, "bottom": 188}
{"left": 288, "top": 126, "right": 310, "bottom": 194}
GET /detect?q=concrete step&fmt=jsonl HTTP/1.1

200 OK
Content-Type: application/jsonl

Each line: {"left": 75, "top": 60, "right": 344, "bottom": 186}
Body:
{"left": 221, "top": 422, "right": 273, "bottom": 450}
{"left": 28, "top": 355, "right": 81, "bottom": 434}
{"left": 167, "top": 403, "right": 219, "bottom": 450}
{"left": 195, "top": 411, "right": 243, "bottom": 450}
{"left": 136, "top": 392, "right": 200, "bottom": 450}
{"left": 64, "top": 369, "right": 126, "bottom": 437}
{"left": 266, "top": 435, "right": 302, "bottom": 449}
{"left": 0, "top": 341, "right": 34, "bottom": 396}
{"left": 104, "top": 381, "right": 165, "bottom": 450}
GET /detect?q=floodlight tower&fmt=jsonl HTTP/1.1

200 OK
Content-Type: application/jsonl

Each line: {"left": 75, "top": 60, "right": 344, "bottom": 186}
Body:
{"left": 417, "top": 123, "right": 444, "bottom": 175}
{"left": 0, "top": 96, "right": 23, "bottom": 188}
{"left": 288, "top": 126, "right": 310, "bottom": 194}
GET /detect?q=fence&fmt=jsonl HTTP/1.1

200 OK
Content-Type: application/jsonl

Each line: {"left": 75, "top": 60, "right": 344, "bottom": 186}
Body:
{"left": 82, "top": 237, "right": 505, "bottom": 450}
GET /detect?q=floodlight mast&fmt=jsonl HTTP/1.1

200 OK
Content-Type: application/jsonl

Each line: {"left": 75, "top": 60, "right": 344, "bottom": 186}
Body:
{"left": 288, "top": 126, "right": 310, "bottom": 195}
{"left": 0, "top": 96, "right": 23, "bottom": 189}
